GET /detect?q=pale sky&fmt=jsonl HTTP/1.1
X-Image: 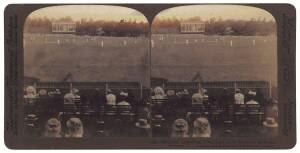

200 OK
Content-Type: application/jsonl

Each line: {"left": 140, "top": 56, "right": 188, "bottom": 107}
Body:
{"left": 28, "top": 5, "right": 148, "bottom": 22}
{"left": 155, "top": 5, "right": 276, "bottom": 21}
{"left": 28, "top": 5, "right": 276, "bottom": 23}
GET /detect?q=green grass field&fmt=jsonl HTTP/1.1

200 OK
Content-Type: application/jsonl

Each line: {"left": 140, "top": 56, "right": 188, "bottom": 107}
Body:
{"left": 24, "top": 34, "right": 150, "bottom": 86}
{"left": 151, "top": 34, "right": 277, "bottom": 86}
{"left": 24, "top": 33, "right": 277, "bottom": 87}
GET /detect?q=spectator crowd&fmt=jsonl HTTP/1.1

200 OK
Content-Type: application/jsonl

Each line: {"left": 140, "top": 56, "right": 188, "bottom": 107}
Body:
{"left": 23, "top": 84, "right": 279, "bottom": 138}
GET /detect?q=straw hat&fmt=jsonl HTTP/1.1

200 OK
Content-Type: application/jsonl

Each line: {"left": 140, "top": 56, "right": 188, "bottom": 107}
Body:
{"left": 38, "top": 89, "right": 48, "bottom": 96}
{"left": 263, "top": 117, "right": 278, "bottom": 128}
{"left": 172, "top": 119, "right": 188, "bottom": 132}
{"left": 117, "top": 101, "right": 130, "bottom": 106}
{"left": 182, "top": 89, "right": 189, "bottom": 94}
{"left": 25, "top": 114, "right": 38, "bottom": 121}
{"left": 192, "top": 93, "right": 204, "bottom": 103}
{"left": 166, "top": 90, "right": 176, "bottom": 96}
{"left": 64, "top": 93, "right": 75, "bottom": 104}
{"left": 248, "top": 90, "right": 257, "bottom": 96}
{"left": 45, "top": 118, "right": 61, "bottom": 131}
{"left": 120, "top": 91, "right": 128, "bottom": 97}
{"left": 135, "top": 118, "right": 151, "bottom": 129}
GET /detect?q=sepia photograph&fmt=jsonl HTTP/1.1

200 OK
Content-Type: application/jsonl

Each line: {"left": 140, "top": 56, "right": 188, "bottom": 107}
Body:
{"left": 23, "top": 4, "right": 278, "bottom": 139}
{"left": 23, "top": 5, "right": 151, "bottom": 138}
{"left": 150, "top": 5, "right": 278, "bottom": 138}
{"left": 2, "top": 3, "right": 293, "bottom": 149}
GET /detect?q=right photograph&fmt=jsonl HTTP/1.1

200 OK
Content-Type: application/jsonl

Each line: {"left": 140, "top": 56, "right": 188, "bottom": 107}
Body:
{"left": 150, "top": 5, "right": 278, "bottom": 138}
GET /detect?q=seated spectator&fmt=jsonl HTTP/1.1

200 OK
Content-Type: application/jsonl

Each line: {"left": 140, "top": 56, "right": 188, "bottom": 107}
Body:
{"left": 63, "top": 93, "right": 77, "bottom": 111}
{"left": 65, "top": 117, "right": 84, "bottom": 138}
{"left": 24, "top": 86, "right": 37, "bottom": 99}
{"left": 64, "top": 93, "right": 76, "bottom": 104}
{"left": 246, "top": 90, "right": 259, "bottom": 105}
{"left": 166, "top": 90, "right": 176, "bottom": 97}
{"left": 71, "top": 88, "right": 81, "bottom": 100}
{"left": 176, "top": 91, "right": 183, "bottom": 97}
{"left": 106, "top": 93, "right": 117, "bottom": 105}
{"left": 171, "top": 119, "right": 189, "bottom": 138}
{"left": 137, "top": 106, "right": 151, "bottom": 121}
{"left": 38, "top": 89, "right": 48, "bottom": 97}
{"left": 234, "top": 89, "right": 245, "bottom": 104}
{"left": 176, "top": 89, "right": 189, "bottom": 97}
{"left": 265, "top": 98, "right": 278, "bottom": 121}
{"left": 44, "top": 118, "right": 62, "bottom": 138}
{"left": 152, "top": 86, "right": 166, "bottom": 99}
{"left": 263, "top": 117, "right": 278, "bottom": 128}
{"left": 192, "top": 117, "right": 211, "bottom": 138}
{"left": 135, "top": 118, "right": 152, "bottom": 137}
{"left": 48, "top": 89, "right": 61, "bottom": 97}
{"left": 202, "top": 89, "right": 209, "bottom": 101}
{"left": 117, "top": 91, "right": 131, "bottom": 106}
{"left": 182, "top": 89, "right": 189, "bottom": 95}
{"left": 262, "top": 117, "right": 278, "bottom": 137}
{"left": 24, "top": 86, "right": 37, "bottom": 105}
{"left": 192, "top": 93, "right": 204, "bottom": 105}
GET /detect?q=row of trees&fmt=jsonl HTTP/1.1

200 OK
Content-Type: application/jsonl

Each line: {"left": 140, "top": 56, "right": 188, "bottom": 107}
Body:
{"left": 152, "top": 17, "right": 277, "bottom": 36}
{"left": 24, "top": 16, "right": 276, "bottom": 36}
{"left": 24, "top": 16, "right": 149, "bottom": 37}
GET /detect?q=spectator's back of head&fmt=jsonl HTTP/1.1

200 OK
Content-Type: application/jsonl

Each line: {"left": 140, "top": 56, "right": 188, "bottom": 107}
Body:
{"left": 192, "top": 117, "right": 211, "bottom": 138}
{"left": 65, "top": 117, "right": 84, "bottom": 138}
{"left": 171, "top": 118, "right": 189, "bottom": 138}
{"left": 153, "top": 86, "right": 165, "bottom": 99}
{"left": 44, "top": 118, "right": 62, "bottom": 138}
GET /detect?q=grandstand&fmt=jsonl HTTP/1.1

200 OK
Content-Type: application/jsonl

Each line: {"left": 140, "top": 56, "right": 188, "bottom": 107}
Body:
{"left": 23, "top": 80, "right": 276, "bottom": 138}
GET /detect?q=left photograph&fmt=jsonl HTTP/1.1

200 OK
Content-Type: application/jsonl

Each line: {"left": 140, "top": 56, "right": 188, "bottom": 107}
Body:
{"left": 23, "top": 5, "right": 151, "bottom": 138}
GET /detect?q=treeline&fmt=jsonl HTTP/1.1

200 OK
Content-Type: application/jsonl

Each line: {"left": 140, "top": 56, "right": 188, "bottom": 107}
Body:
{"left": 24, "top": 16, "right": 149, "bottom": 37}
{"left": 24, "top": 16, "right": 276, "bottom": 36}
{"left": 152, "top": 17, "right": 277, "bottom": 36}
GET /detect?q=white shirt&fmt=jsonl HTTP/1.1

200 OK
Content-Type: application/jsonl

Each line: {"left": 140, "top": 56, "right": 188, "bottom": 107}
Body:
{"left": 234, "top": 93, "right": 245, "bottom": 104}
